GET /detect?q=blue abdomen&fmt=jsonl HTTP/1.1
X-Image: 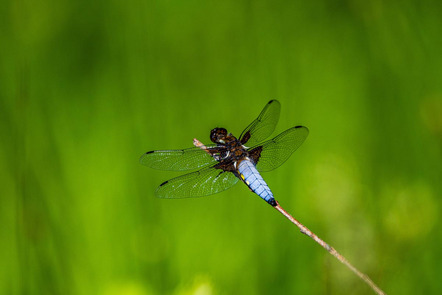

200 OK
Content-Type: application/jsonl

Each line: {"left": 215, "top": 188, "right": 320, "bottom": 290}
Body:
{"left": 238, "top": 159, "right": 276, "bottom": 206}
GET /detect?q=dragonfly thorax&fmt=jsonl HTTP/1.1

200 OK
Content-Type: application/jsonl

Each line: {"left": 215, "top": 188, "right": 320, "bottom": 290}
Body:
{"left": 209, "top": 128, "right": 249, "bottom": 162}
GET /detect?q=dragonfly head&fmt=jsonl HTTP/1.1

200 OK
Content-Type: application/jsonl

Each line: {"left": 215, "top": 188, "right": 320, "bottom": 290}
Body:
{"left": 210, "top": 128, "right": 228, "bottom": 144}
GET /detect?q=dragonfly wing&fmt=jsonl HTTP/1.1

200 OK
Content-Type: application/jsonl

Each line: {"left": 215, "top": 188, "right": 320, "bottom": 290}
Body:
{"left": 239, "top": 100, "right": 281, "bottom": 146}
{"left": 155, "top": 166, "right": 239, "bottom": 198}
{"left": 249, "top": 126, "right": 309, "bottom": 172}
{"left": 140, "top": 147, "right": 217, "bottom": 171}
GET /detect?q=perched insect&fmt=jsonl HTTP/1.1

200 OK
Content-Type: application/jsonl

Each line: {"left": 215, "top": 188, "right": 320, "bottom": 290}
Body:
{"left": 140, "top": 100, "right": 308, "bottom": 206}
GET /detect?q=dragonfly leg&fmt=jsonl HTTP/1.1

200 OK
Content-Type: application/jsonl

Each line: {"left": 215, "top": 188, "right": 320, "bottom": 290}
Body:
{"left": 194, "top": 138, "right": 222, "bottom": 161}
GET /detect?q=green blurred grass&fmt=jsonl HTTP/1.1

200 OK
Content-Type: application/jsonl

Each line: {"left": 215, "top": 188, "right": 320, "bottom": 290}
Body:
{"left": 2, "top": 0, "right": 442, "bottom": 294}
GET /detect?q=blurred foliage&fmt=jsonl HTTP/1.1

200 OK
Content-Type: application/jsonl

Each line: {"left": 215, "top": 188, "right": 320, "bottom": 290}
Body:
{"left": 1, "top": 0, "right": 442, "bottom": 294}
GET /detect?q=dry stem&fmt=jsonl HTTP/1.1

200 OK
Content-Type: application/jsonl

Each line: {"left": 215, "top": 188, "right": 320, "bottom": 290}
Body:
{"left": 274, "top": 201, "right": 386, "bottom": 295}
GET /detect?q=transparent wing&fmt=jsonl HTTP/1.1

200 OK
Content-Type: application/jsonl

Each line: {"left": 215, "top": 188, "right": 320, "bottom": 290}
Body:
{"left": 155, "top": 166, "right": 239, "bottom": 198}
{"left": 239, "top": 100, "right": 281, "bottom": 146}
{"left": 140, "top": 147, "right": 217, "bottom": 171}
{"left": 250, "top": 126, "right": 309, "bottom": 172}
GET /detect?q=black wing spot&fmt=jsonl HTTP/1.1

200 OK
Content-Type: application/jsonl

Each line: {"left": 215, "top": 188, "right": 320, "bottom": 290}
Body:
{"left": 145, "top": 151, "right": 155, "bottom": 154}
{"left": 159, "top": 180, "right": 169, "bottom": 187}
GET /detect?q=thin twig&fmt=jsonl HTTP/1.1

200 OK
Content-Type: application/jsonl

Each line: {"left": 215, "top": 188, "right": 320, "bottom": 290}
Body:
{"left": 274, "top": 201, "right": 386, "bottom": 295}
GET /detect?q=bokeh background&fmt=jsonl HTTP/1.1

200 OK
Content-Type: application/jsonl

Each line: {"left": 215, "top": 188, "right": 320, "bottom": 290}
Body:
{"left": 2, "top": 0, "right": 442, "bottom": 294}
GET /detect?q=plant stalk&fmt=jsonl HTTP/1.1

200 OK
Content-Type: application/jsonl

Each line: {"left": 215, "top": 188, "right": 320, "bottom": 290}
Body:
{"left": 274, "top": 201, "right": 386, "bottom": 295}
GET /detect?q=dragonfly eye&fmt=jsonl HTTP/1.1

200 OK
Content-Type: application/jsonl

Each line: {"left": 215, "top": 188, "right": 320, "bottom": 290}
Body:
{"left": 210, "top": 128, "right": 228, "bottom": 144}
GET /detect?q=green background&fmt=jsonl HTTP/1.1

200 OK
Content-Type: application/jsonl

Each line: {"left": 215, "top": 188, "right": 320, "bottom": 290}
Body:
{"left": 2, "top": 0, "right": 442, "bottom": 294}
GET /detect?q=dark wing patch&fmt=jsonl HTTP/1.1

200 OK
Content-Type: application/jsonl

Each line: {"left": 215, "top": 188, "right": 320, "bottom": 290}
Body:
{"left": 248, "top": 146, "right": 263, "bottom": 165}
{"left": 155, "top": 166, "right": 239, "bottom": 198}
{"left": 140, "top": 147, "right": 217, "bottom": 171}
{"left": 251, "top": 126, "right": 309, "bottom": 172}
{"left": 239, "top": 100, "right": 281, "bottom": 146}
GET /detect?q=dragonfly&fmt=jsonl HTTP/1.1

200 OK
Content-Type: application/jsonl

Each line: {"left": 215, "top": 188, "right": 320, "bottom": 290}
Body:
{"left": 140, "top": 100, "right": 309, "bottom": 206}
